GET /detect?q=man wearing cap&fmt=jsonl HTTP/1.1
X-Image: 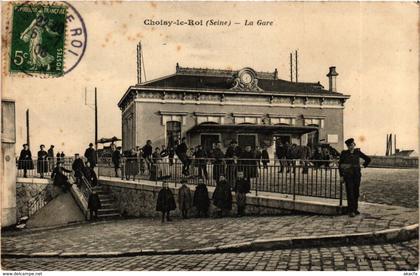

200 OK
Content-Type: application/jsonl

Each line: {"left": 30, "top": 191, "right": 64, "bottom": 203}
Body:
{"left": 339, "top": 138, "right": 371, "bottom": 217}
{"left": 84, "top": 143, "right": 97, "bottom": 169}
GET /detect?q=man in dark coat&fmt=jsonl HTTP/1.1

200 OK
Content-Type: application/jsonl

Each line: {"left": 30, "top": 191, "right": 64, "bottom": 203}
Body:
{"left": 47, "top": 145, "right": 55, "bottom": 171}
{"left": 239, "top": 145, "right": 257, "bottom": 179}
{"left": 178, "top": 179, "right": 192, "bottom": 219}
{"left": 18, "top": 144, "right": 34, "bottom": 177}
{"left": 212, "top": 175, "right": 232, "bottom": 217}
{"left": 261, "top": 145, "right": 270, "bottom": 169}
{"left": 339, "top": 138, "right": 371, "bottom": 217}
{"left": 276, "top": 140, "right": 287, "bottom": 173}
{"left": 234, "top": 171, "right": 251, "bottom": 216}
{"left": 255, "top": 146, "right": 262, "bottom": 169}
{"left": 211, "top": 142, "right": 225, "bottom": 181}
{"left": 193, "top": 178, "right": 210, "bottom": 218}
{"left": 142, "top": 140, "right": 153, "bottom": 172}
{"left": 51, "top": 162, "right": 72, "bottom": 192}
{"left": 194, "top": 145, "right": 208, "bottom": 179}
{"left": 88, "top": 190, "right": 101, "bottom": 220}
{"left": 156, "top": 181, "right": 176, "bottom": 222}
{"left": 84, "top": 143, "right": 97, "bottom": 169}
{"left": 225, "top": 140, "right": 241, "bottom": 189}
{"left": 37, "top": 144, "right": 48, "bottom": 178}
{"left": 175, "top": 137, "right": 189, "bottom": 176}
{"left": 72, "top": 154, "right": 85, "bottom": 185}
{"left": 111, "top": 145, "right": 121, "bottom": 177}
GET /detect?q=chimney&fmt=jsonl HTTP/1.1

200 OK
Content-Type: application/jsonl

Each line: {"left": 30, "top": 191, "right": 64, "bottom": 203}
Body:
{"left": 176, "top": 62, "right": 180, "bottom": 72}
{"left": 326, "top": 66, "right": 338, "bottom": 92}
{"left": 274, "top": 68, "right": 278, "bottom": 80}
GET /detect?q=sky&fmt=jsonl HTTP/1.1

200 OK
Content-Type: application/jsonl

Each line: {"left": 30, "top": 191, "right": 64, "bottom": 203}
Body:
{"left": 2, "top": 1, "right": 419, "bottom": 156}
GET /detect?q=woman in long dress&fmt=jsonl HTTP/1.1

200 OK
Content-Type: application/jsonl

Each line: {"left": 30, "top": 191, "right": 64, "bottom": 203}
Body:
{"left": 18, "top": 144, "right": 34, "bottom": 177}
{"left": 37, "top": 144, "right": 48, "bottom": 178}
{"left": 20, "top": 10, "right": 58, "bottom": 70}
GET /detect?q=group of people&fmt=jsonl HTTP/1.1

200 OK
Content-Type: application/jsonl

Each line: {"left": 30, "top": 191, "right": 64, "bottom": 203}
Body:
{"left": 116, "top": 138, "right": 270, "bottom": 191}
{"left": 156, "top": 170, "right": 251, "bottom": 222}
{"left": 17, "top": 144, "right": 66, "bottom": 178}
{"left": 17, "top": 142, "right": 98, "bottom": 178}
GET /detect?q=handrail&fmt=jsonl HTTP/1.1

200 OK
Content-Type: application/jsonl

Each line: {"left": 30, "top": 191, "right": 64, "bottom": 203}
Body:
{"left": 26, "top": 185, "right": 52, "bottom": 217}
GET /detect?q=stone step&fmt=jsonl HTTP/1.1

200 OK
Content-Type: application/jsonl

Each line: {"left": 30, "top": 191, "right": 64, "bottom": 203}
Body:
{"left": 98, "top": 208, "right": 120, "bottom": 215}
{"left": 97, "top": 195, "right": 109, "bottom": 199}
{"left": 97, "top": 213, "right": 120, "bottom": 219}
{"left": 101, "top": 200, "right": 114, "bottom": 208}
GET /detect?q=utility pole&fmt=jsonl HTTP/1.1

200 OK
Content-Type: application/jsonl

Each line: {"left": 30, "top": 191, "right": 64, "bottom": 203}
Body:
{"left": 290, "top": 53, "right": 293, "bottom": 82}
{"left": 137, "top": 42, "right": 142, "bottom": 84}
{"left": 295, "top": 50, "right": 298, "bottom": 83}
{"left": 26, "top": 109, "right": 30, "bottom": 148}
{"left": 95, "top": 87, "right": 98, "bottom": 151}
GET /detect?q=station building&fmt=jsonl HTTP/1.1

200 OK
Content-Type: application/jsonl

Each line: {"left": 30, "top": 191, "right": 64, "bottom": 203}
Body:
{"left": 118, "top": 64, "right": 350, "bottom": 156}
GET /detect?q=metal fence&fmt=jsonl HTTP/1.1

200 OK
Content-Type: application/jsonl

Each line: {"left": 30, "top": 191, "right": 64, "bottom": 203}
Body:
{"left": 16, "top": 157, "right": 76, "bottom": 178}
{"left": 16, "top": 156, "right": 344, "bottom": 204}
{"left": 98, "top": 157, "right": 343, "bottom": 204}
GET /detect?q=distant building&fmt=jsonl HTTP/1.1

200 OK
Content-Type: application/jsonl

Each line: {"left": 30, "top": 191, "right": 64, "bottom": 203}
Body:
{"left": 118, "top": 64, "right": 350, "bottom": 155}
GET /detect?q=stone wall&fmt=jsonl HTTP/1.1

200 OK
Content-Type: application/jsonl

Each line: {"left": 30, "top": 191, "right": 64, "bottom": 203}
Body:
{"left": 16, "top": 179, "right": 61, "bottom": 220}
{"left": 99, "top": 179, "right": 342, "bottom": 217}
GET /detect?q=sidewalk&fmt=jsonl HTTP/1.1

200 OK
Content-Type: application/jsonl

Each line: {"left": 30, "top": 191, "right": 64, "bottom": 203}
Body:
{"left": 2, "top": 201, "right": 418, "bottom": 257}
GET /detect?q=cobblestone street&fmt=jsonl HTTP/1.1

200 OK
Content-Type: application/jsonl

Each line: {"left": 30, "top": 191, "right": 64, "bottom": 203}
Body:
{"left": 2, "top": 240, "right": 418, "bottom": 271}
{"left": 360, "top": 168, "right": 418, "bottom": 208}
{"left": 2, "top": 202, "right": 418, "bottom": 255}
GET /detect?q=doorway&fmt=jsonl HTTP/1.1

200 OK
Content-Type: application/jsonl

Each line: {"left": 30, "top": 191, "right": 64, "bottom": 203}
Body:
{"left": 238, "top": 134, "right": 257, "bottom": 149}
{"left": 201, "top": 134, "right": 220, "bottom": 153}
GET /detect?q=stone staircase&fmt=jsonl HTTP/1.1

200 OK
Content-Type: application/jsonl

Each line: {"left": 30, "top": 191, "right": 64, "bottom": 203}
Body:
{"left": 91, "top": 185, "right": 121, "bottom": 220}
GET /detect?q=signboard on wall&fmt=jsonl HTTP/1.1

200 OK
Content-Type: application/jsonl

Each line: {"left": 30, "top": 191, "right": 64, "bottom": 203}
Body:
{"left": 327, "top": 134, "right": 338, "bottom": 144}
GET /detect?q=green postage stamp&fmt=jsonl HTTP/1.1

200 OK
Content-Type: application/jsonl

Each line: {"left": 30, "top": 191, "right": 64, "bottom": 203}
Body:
{"left": 9, "top": 3, "right": 67, "bottom": 76}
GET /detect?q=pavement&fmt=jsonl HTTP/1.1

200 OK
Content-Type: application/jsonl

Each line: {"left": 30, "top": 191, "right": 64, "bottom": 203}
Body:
{"left": 2, "top": 240, "right": 418, "bottom": 271}
{"left": 1, "top": 201, "right": 418, "bottom": 257}
{"left": 4, "top": 168, "right": 418, "bottom": 270}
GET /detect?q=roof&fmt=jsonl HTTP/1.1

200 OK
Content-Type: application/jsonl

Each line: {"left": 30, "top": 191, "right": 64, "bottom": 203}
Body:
{"left": 137, "top": 65, "right": 342, "bottom": 95}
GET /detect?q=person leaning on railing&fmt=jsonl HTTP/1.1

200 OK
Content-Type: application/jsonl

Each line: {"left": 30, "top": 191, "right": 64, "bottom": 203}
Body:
{"left": 211, "top": 142, "right": 225, "bottom": 181}
{"left": 72, "top": 154, "right": 85, "bottom": 186}
{"left": 193, "top": 145, "right": 208, "bottom": 180}
{"left": 51, "top": 162, "right": 72, "bottom": 193}
{"left": 339, "top": 138, "right": 371, "bottom": 217}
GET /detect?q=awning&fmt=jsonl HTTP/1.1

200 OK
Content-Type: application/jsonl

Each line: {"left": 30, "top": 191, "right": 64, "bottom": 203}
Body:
{"left": 187, "top": 124, "right": 318, "bottom": 135}
{"left": 97, "top": 136, "right": 121, "bottom": 144}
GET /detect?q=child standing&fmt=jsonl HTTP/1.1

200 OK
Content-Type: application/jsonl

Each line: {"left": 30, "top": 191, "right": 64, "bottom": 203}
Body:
{"left": 212, "top": 175, "right": 232, "bottom": 217}
{"left": 178, "top": 179, "right": 192, "bottom": 219}
{"left": 156, "top": 181, "right": 176, "bottom": 222}
{"left": 193, "top": 178, "right": 210, "bottom": 218}
{"left": 234, "top": 171, "right": 251, "bottom": 216}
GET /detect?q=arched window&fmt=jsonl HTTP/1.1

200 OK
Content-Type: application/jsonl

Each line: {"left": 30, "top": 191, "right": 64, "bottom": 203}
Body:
{"left": 166, "top": 121, "right": 181, "bottom": 148}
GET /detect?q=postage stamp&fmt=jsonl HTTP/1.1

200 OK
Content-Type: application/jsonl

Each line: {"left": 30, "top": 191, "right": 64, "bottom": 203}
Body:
{"left": 9, "top": 3, "right": 67, "bottom": 76}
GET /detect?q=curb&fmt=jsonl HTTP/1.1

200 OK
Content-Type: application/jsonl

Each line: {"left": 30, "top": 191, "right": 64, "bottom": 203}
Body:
{"left": 2, "top": 224, "right": 418, "bottom": 258}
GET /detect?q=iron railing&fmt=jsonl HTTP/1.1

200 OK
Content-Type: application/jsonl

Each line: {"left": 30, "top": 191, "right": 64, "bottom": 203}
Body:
{"left": 16, "top": 157, "right": 77, "bottom": 178}
{"left": 79, "top": 175, "right": 93, "bottom": 204}
{"left": 25, "top": 185, "right": 54, "bottom": 217}
{"left": 97, "top": 157, "right": 344, "bottom": 203}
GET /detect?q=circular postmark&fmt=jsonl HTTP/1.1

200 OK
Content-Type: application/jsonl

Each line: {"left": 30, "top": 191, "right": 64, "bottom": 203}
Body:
{"left": 6, "top": 1, "right": 87, "bottom": 77}
{"left": 63, "top": 1, "right": 87, "bottom": 75}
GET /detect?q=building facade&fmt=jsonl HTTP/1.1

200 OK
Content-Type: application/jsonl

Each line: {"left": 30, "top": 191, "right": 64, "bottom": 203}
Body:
{"left": 118, "top": 64, "right": 349, "bottom": 156}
